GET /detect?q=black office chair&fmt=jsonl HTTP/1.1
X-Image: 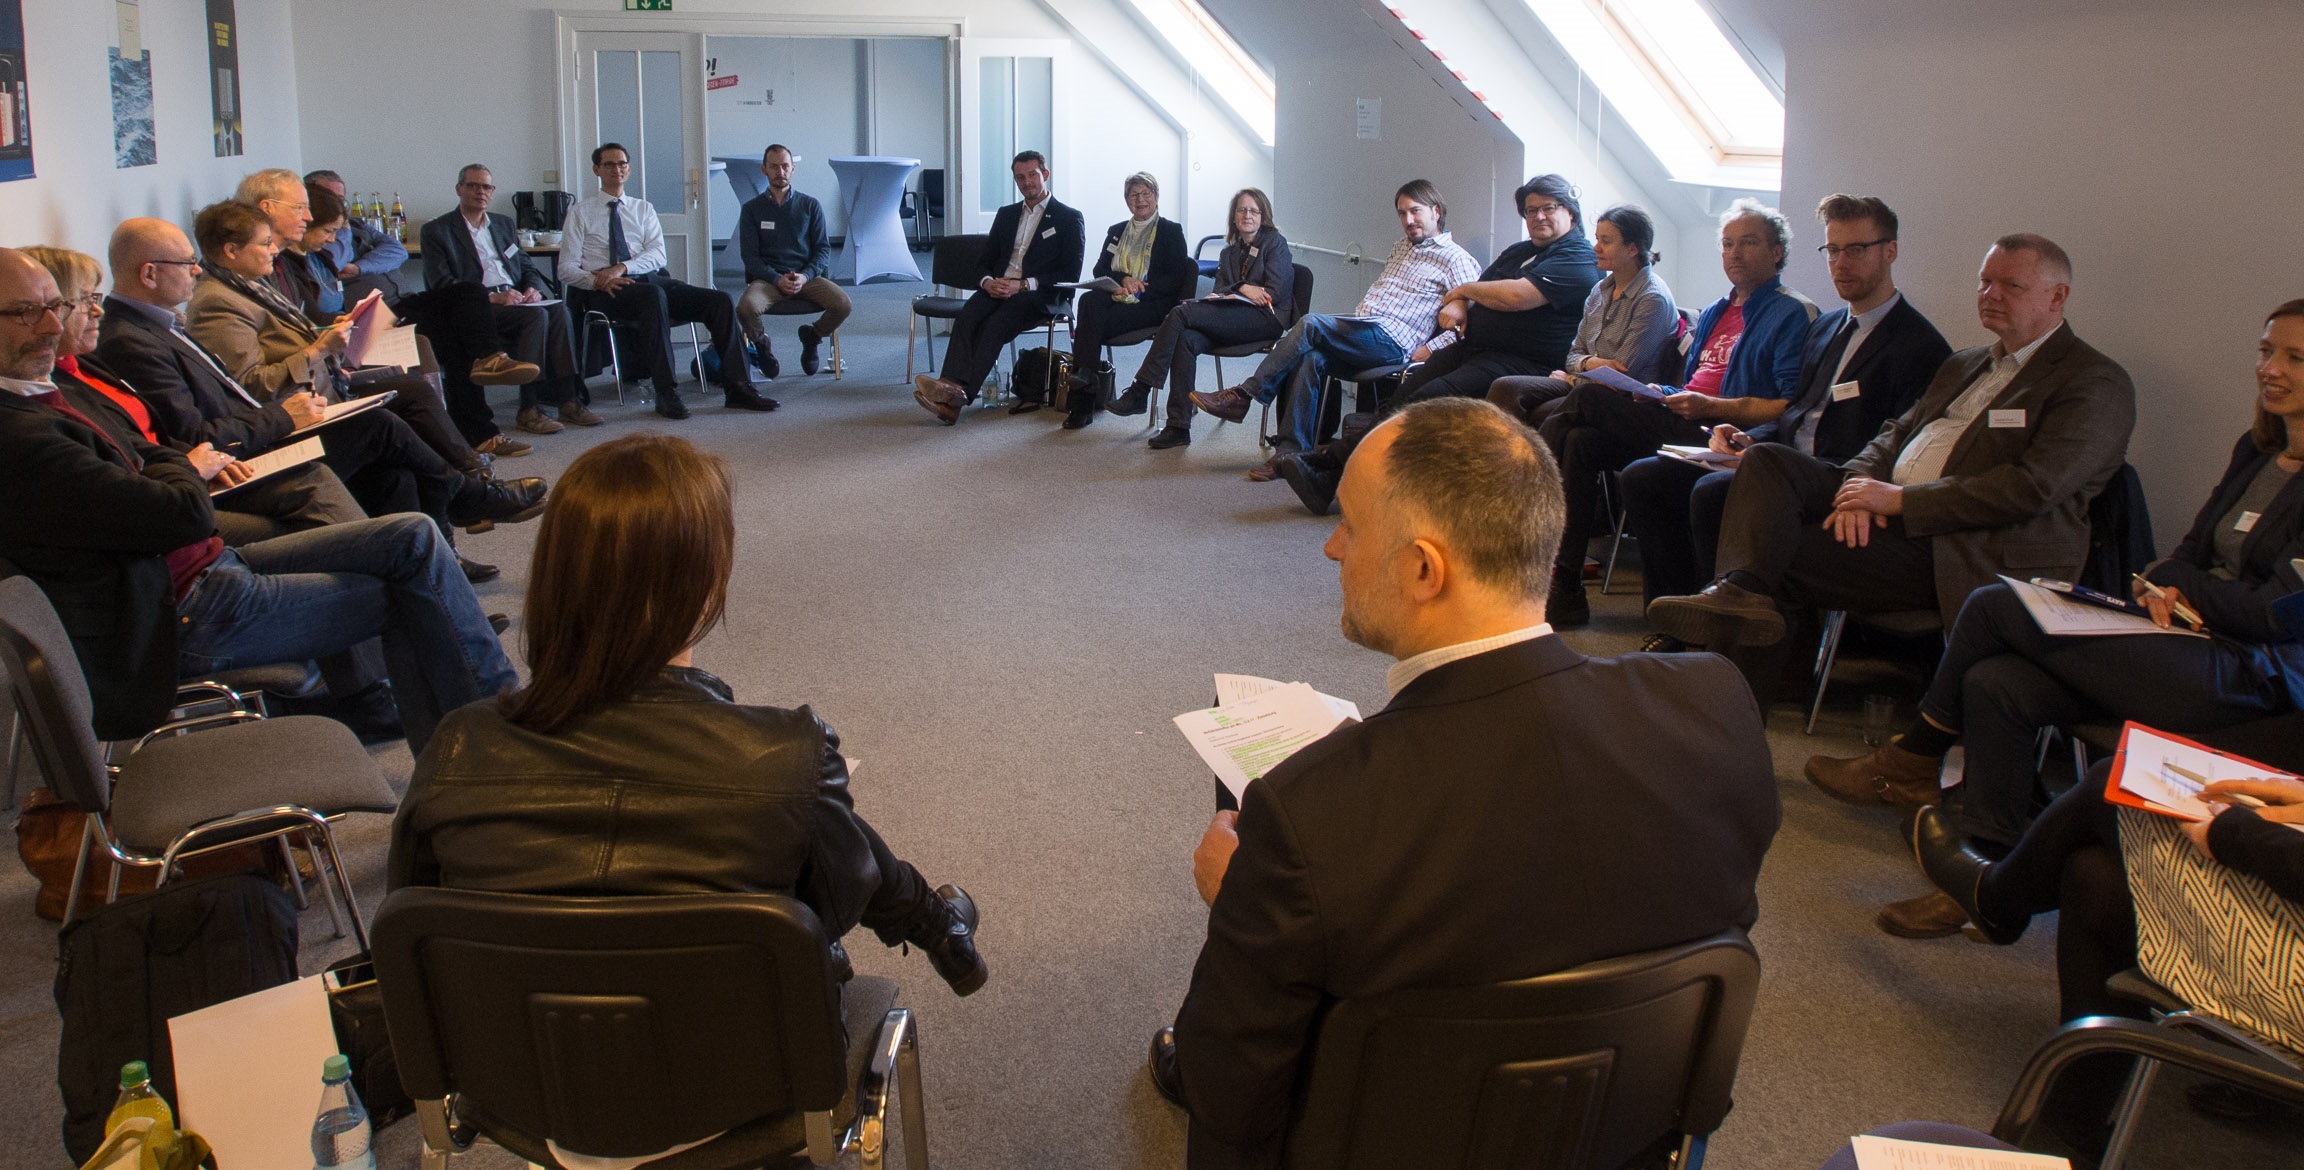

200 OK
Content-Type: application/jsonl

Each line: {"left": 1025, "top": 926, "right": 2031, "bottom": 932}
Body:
{"left": 908, "top": 234, "right": 988, "bottom": 383}
{"left": 1993, "top": 1013, "right": 2304, "bottom": 1168}
{"left": 373, "top": 888, "right": 929, "bottom": 1170}
{"left": 576, "top": 308, "right": 707, "bottom": 406}
{"left": 1209, "top": 264, "right": 1314, "bottom": 448}
{"left": 1192, "top": 235, "right": 1224, "bottom": 279}
{"left": 1104, "top": 273, "right": 1211, "bottom": 430}
{"left": 900, "top": 170, "right": 945, "bottom": 250}
{"left": 1280, "top": 929, "right": 1759, "bottom": 1169}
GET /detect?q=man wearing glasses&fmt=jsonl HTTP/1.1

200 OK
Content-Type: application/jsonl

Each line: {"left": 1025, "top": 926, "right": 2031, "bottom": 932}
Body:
{"left": 1612, "top": 195, "right": 1952, "bottom": 639}
{"left": 560, "top": 143, "right": 776, "bottom": 420}
{"left": 1386, "top": 174, "right": 1600, "bottom": 404}
{"left": 421, "top": 163, "right": 598, "bottom": 444}
{"left": 1535, "top": 198, "right": 1819, "bottom": 627}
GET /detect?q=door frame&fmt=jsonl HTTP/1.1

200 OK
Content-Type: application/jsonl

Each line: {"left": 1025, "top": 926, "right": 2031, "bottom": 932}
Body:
{"left": 954, "top": 37, "right": 1074, "bottom": 235}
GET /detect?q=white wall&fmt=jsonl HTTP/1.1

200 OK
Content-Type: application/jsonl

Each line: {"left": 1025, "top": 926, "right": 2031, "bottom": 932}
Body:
{"left": 1775, "top": 0, "right": 2304, "bottom": 535}
{"left": 290, "top": 0, "right": 1270, "bottom": 263}
{"left": 0, "top": 0, "right": 301, "bottom": 266}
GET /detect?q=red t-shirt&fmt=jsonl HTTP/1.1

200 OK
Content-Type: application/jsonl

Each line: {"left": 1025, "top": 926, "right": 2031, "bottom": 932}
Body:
{"left": 1682, "top": 302, "right": 1744, "bottom": 397}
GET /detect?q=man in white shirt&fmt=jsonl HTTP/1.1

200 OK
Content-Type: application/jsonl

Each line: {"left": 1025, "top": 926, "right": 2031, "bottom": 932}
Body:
{"left": 1647, "top": 234, "right": 2136, "bottom": 651}
{"left": 560, "top": 143, "right": 776, "bottom": 420}
{"left": 911, "top": 151, "right": 1085, "bottom": 424}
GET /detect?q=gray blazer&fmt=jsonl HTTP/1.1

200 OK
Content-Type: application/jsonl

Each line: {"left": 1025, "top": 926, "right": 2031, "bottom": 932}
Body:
{"left": 184, "top": 277, "right": 323, "bottom": 401}
{"left": 1845, "top": 321, "right": 2135, "bottom": 624}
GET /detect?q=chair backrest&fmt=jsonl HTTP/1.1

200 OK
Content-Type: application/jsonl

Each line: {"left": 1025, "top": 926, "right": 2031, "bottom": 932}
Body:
{"left": 1287, "top": 263, "right": 1315, "bottom": 322}
{"left": 930, "top": 233, "right": 988, "bottom": 291}
{"left": 0, "top": 576, "right": 113, "bottom": 813}
{"left": 2080, "top": 462, "right": 2154, "bottom": 597}
{"left": 1282, "top": 930, "right": 1760, "bottom": 1170}
{"left": 920, "top": 168, "right": 945, "bottom": 216}
{"left": 371, "top": 888, "right": 850, "bottom": 1160}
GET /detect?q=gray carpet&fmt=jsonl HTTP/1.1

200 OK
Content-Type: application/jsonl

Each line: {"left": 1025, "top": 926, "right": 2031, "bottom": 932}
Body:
{"left": 2, "top": 280, "right": 2295, "bottom": 1169}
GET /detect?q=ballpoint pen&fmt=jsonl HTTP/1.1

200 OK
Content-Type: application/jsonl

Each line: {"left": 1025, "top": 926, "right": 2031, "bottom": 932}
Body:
{"left": 2130, "top": 573, "right": 2205, "bottom": 630}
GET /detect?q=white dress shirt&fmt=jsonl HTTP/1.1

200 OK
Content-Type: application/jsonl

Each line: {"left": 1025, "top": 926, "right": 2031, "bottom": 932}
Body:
{"left": 1891, "top": 325, "right": 2056, "bottom": 486}
{"left": 1385, "top": 623, "right": 1555, "bottom": 698}
{"left": 1793, "top": 291, "right": 1901, "bottom": 456}
{"left": 0, "top": 375, "right": 54, "bottom": 396}
{"left": 991, "top": 196, "right": 1049, "bottom": 291}
{"left": 466, "top": 215, "right": 514, "bottom": 288}
{"left": 558, "top": 191, "right": 668, "bottom": 289}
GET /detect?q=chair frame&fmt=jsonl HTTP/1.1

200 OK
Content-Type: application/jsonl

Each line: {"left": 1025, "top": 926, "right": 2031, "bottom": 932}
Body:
{"left": 907, "top": 234, "right": 988, "bottom": 384}
{"left": 1994, "top": 1014, "right": 2304, "bottom": 1168}
{"left": 579, "top": 310, "right": 708, "bottom": 405}
{"left": 1803, "top": 609, "right": 1944, "bottom": 734}
{"left": 760, "top": 298, "right": 845, "bottom": 381}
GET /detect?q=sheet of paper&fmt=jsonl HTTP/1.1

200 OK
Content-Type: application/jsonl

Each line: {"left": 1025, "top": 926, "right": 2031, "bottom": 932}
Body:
{"left": 2115, "top": 724, "right": 2297, "bottom": 821}
{"left": 1059, "top": 277, "right": 1123, "bottom": 293}
{"left": 339, "top": 290, "right": 391, "bottom": 366}
{"left": 210, "top": 436, "right": 323, "bottom": 496}
{"left": 1578, "top": 363, "right": 1666, "bottom": 400}
{"left": 1213, "top": 672, "right": 1283, "bottom": 707}
{"left": 2001, "top": 576, "right": 2205, "bottom": 639}
{"left": 168, "top": 974, "right": 339, "bottom": 1170}
{"left": 1175, "top": 682, "right": 1355, "bottom": 803}
{"left": 1851, "top": 1135, "right": 2069, "bottom": 1169}
{"left": 1659, "top": 443, "right": 1740, "bottom": 466}
{"left": 286, "top": 390, "right": 396, "bottom": 438}
{"left": 350, "top": 324, "right": 421, "bottom": 370}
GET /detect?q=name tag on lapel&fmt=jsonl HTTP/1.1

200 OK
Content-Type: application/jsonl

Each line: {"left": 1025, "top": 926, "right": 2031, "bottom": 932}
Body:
{"left": 1105, "top": 243, "right": 1118, "bottom": 254}
{"left": 2236, "top": 511, "right": 2261, "bottom": 533}
{"left": 1987, "top": 408, "right": 2026, "bottom": 429}
{"left": 1829, "top": 380, "right": 1861, "bottom": 402}
{"left": 1040, "top": 226, "right": 1056, "bottom": 240}
{"left": 761, "top": 221, "right": 776, "bottom": 230}
{"left": 1248, "top": 245, "right": 1259, "bottom": 257}
{"left": 501, "top": 243, "right": 522, "bottom": 260}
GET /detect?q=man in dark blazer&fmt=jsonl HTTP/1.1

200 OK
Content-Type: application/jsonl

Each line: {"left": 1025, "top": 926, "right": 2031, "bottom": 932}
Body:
{"left": 912, "top": 150, "right": 1085, "bottom": 423}
{"left": 1649, "top": 233, "right": 2136, "bottom": 648}
{"left": 420, "top": 163, "right": 594, "bottom": 445}
{"left": 1617, "top": 196, "right": 1952, "bottom": 620}
{"left": 1148, "top": 398, "right": 1780, "bottom": 1170}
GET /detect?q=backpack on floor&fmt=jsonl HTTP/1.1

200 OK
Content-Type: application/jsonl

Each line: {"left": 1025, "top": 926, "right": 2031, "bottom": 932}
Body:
{"left": 1012, "top": 347, "right": 1072, "bottom": 403}
{"left": 53, "top": 872, "right": 299, "bottom": 1164}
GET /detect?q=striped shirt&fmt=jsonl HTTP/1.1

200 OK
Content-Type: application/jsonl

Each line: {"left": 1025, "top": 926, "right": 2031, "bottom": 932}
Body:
{"left": 1356, "top": 232, "right": 1483, "bottom": 354}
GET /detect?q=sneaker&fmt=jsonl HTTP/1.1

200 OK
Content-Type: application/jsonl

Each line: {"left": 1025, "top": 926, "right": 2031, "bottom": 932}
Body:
{"left": 474, "top": 433, "right": 532, "bottom": 458}
{"left": 558, "top": 402, "right": 604, "bottom": 427}
{"left": 514, "top": 406, "right": 564, "bottom": 435}
{"left": 1148, "top": 425, "right": 1191, "bottom": 450}
{"left": 469, "top": 351, "right": 541, "bottom": 386}
{"left": 798, "top": 324, "right": 822, "bottom": 375}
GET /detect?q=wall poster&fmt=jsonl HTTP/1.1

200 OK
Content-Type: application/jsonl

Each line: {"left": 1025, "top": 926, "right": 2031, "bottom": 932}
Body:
{"left": 112, "top": 0, "right": 155, "bottom": 167}
{"left": 206, "top": 0, "right": 241, "bottom": 157}
{"left": 0, "top": 0, "right": 34, "bottom": 182}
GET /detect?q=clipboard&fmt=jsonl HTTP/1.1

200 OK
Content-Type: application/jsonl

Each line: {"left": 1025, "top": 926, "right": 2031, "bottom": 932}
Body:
{"left": 2104, "top": 721, "right": 2295, "bottom": 822}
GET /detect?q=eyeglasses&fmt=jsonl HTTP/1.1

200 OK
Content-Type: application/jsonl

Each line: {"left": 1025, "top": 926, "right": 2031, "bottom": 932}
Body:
{"left": 460, "top": 182, "right": 497, "bottom": 193}
{"left": 0, "top": 299, "right": 68, "bottom": 326}
{"left": 1818, "top": 239, "right": 1891, "bottom": 261}
{"left": 1524, "top": 203, "right": 1567, "bottom": 218}
{"left": 596, "top": 159, "right": 632, "bottom": 169}
{"left": 263, "top": 199, "right": 311, "bottom": 213}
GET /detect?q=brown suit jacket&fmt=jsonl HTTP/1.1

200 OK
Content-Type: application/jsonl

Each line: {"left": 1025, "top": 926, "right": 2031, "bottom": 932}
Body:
{"left": 1845, "top": 321, "right": 2135, "bottom": 624}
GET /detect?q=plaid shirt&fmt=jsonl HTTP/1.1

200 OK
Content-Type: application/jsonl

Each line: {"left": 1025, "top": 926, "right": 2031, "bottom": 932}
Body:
{"left": 1356, "top": 231, "right": 1483, "bottom": 354}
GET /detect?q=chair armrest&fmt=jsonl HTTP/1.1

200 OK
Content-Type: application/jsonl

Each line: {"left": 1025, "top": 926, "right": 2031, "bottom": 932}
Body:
{"left": 131, "top": 709, "right": 265, "bottom": 752}
{"left": 1994, "top": 1016, "right": 2304, "bottom": 1145}
{"left": 806, "top": 1007, "right": 917, "bottom": 1167}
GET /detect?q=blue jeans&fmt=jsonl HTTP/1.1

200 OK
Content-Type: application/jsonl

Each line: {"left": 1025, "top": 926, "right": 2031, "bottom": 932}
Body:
{"left": 1245, "top": 315, "right": 1407, "bottom": 453}
{"left": 174, "top": 514, "right": 517, "bottom": 754}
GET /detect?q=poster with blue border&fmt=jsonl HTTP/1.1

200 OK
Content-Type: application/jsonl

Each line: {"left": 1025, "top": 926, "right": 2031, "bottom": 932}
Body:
{"left": 0, "top": 0, "right": 35, "bottom": 182}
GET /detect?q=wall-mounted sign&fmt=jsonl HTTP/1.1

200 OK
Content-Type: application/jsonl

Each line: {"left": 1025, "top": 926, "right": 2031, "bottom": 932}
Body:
{"left": 706, "top": 74, "right": 737, "bottom": 91}
{"left": 0, "top": 0, "right": 34, "bottom": 181}
{"left": 624, "top": 0, "right": 672, "bottom": 10}
{"left": 207, "top": 0, "right": 242, "bottom": 157}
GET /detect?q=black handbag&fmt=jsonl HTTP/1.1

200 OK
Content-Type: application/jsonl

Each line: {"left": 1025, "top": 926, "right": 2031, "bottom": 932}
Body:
{"left": 324, "top": 953, "right": 412, "bottom": 1127}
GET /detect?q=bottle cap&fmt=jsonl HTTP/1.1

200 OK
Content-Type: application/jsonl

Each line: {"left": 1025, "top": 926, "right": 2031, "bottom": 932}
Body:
{"left": 323, "top": 1054, "right": 351, "bottom": 1081}
{"left": 120, "top": 1060, "right": 149, "bottom": 1087}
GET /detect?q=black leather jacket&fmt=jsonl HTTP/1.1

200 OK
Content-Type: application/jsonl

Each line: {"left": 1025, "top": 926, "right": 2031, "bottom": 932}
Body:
{"left": 387, "top": 668, "right": 886, "bottom": 949}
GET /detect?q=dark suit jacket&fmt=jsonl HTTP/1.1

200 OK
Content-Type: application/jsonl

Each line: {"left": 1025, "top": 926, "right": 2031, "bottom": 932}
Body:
{"left": 420, "top": 210, "right": 552, "bottom": 297}
{"left": 1210, "top": 227, "right": 1297, "bottom": 329}
{"left": 2147, "top": 432, "right": 2304, "bottom": 702}
{"left": 1751, "top": 296, "right": 1951, "bottom": 464}
{"left": 976, "top": 197, "right": 1087, "bottom": 314}
{"left": 1090, "top": 216, "right": 1194, "bottom": 306}
{"left": 0, "top": 392, "right": 216, "bottom": 739}
{"left": 1845, "top": 321, "right": 2136, "bottom": 625}
{"left": 94, "top": 297, "right": 295, "bottom": 455}
{"left": 1172, "top": 637, "right": 1781, "bottom": 1169}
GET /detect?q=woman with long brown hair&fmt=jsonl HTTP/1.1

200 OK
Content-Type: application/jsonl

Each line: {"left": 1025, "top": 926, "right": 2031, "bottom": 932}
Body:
{"left": 389, "top": 433, "right": 986, "bottom": 997}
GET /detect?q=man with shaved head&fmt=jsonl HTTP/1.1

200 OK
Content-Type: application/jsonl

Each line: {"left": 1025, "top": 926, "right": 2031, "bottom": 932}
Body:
{"left": 0, "top": 245, "right": 515, "bottom": 751}
{"left": 1145, "top": 398, "right": 1778, "bottom": 1168}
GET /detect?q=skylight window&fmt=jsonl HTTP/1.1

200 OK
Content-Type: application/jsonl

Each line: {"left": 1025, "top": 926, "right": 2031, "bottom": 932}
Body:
{"left": 1128, "top": 0, "right": 1276, "bottom": 145}
{"left": 1520, "top": 0, "right": 1781, "bottom": 186}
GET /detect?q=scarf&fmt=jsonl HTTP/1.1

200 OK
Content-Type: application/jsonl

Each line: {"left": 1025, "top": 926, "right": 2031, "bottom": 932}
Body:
{"left": 1111, "top": 216, "right": 1158, "bottom": 303}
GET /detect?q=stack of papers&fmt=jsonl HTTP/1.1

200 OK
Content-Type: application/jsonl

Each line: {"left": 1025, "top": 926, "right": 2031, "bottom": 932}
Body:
{"left": 1659, "top": 443, "right": 1740, "bottom": 467}
{"left": 342, "top": 290, "right": 421, "bottom": 369}
{"left": 1174, "top": 674, "right": 1360, "bottom": 803}
{"left": 1849, "top": 1135, "right": 2069, "bottom": 1168}
{"left": 2107, "top": 722, "right": 2298, "bottom": 823}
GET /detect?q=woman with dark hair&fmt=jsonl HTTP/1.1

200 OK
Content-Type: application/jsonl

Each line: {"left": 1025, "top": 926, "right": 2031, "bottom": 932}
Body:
{"left": 389, "top": 433, "right": 987, "bottom": 999}
{"left": 1062, "top": 171, "right": 1194, "bottom": 430}
{"left": 1486, "top": 202, "right": 1678, "bottom": 426}
{"left": 1108, "top": 187, "right": 1296, "bottom": 450}
{"left": 1813, "top": 301, "right": 2304, "bottom": 938}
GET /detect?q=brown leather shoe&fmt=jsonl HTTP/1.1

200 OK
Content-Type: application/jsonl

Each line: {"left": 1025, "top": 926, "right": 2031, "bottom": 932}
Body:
{"left": 913, "top": 375, "right": 963, "bottom": 424}
{"left": 470, "top": 351, "right": 542, "bottom": 386}
{"left": 514, "top": 406, "right": 564, "bottom": 435}
{"left": 1876, "top": 890, "right": 1969, "bottom": 938}
{"left": 1645, "top": 579, "right": 1787, "bottom": 647}
{"left": 1188, "top": 385, "right": 1253, "bottom": 423}
{"left": 1246, "top": 459, "right": 1283, "bottom": 482}
{"left": 558, "top": 402, "right": 604, "bottom": 427}
{"left": 1804, "top": 743, "right": 1943, "bottom": 808}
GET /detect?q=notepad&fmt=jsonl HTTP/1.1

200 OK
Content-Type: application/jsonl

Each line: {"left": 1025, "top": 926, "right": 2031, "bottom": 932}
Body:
{"left": 2106, "top": 722, "right": 2298, "bottom": 823}
{"left": 2001, "top": 575, "right": 2205, "bottom": 638}
{"left": 168, "top": 975, "right": 340, "bottom": 1170}
{"left": 1850, "top": 1134, "right": 2069, "bottom": 1169}
{"left": 1658, "top": 444, "right": 1740, "bottom": 467}
{"left": 1058, "top": 277, "right": 1123, "bottom": 293}
{"left": 286, "top": 389, "right": 395, "bottom": 438}
{"left": 210, "top": 437, "right": 323, "bottom": 496}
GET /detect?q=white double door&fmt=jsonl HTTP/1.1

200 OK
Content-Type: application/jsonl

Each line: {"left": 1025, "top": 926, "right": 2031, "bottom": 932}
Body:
{"left": 570, "top": 30, "right": 711, "bottom": 283}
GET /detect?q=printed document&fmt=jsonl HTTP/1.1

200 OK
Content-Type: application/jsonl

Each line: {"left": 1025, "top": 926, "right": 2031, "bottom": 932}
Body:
{"left": 286, "top": 389, "right": 396, "bottom": 438}
{"left": 2110, "top": 723, "right": 2298, "bottom": 822}
{"left": 1850, "top": 1135, "right": 2069, "bottom": 1169}
{"left": 1176, "top": 678, "right": 1360, "bottom": 803}
{"left": 210, "top": 437, "right": 322, "bottom": 496}
{"left": 1658, "top": 443, "right": 1740, "bottom": 467}
{"left": 1580, "top": 364, "right": 1667, "bottom": 400}
{"left": 2001, "top": 576, "right": 2205, "bottom": 639}
{"left": 1059, "top": 277, "right": 1124, "bottom": 293}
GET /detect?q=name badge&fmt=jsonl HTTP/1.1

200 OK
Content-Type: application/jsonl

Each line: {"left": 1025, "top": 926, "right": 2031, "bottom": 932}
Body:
{"left": 1040, "top": 226, "right": 1056, "bottom": 239}
{"left": 1828, "top": 380, "right": 1861, "bottom": 403}
{"left": 1248, "top": 245, "right": 1259, "bottom": 257}
{"left": 761, "top": 221, "right": 775, "bottom": 230}
{"left": 1105, "top": 243, "right": 1118, "bottom": 254}
{"left": 2237, "top": 510, "right": 2261, "bottom": 533}
{"left": 501, "top": 243, "right": 521, "bottom": 260}
{"left": 1987, "top": 408, "right": 2026, "bottom": 429}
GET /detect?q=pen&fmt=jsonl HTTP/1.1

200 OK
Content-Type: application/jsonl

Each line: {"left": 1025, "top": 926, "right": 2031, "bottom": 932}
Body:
{"left": 2130, "top": 573, "right": 2205, "bottom": 630}
{"left": 1708, "top": 424, "right": 1751, "bottom": 452}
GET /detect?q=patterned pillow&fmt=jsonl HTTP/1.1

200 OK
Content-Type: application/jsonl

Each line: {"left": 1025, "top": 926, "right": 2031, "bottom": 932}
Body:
{"left": 2120, "top": 808, "right": 2304, "bottom": 1056}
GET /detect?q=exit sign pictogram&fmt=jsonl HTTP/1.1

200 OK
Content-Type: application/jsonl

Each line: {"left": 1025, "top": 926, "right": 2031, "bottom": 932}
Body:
{"left": 625, "top": 0, "right": 672, "bottom": 10}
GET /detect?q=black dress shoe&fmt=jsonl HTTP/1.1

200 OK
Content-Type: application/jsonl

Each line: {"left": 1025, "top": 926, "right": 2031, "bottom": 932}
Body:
{"left": 1107, "top": 383, "right": 1151, "bottom": 417}
{"left": 1549, "top": 574, "right": 1591, "bottom": 629}
{"left": 1007, "top": 397, "right": 1045, "bottom": 415}
{"left": 448, "top": 476, "right": 548, "bottom": 528}
{"left": 1275, "top": 453, "right": 1337, "bottom": 515}
{"left": 1148, "top": 425, "right": 1191, "bottom": 450}
{"left": 1638, "top": 632, "right": 1692, "bottom": 653}
{"left": 798, "top": 325, "right": 821, "bottom": 375}
{"left": 913, "top": 884, "right": 988, "bottom": 997}
{"left": 1911, "top": 806, "right": 2028, "bottom": 945}
{"left": 458, "top": 556, "right": 500, "bottom": 584}
{"left": 1645, "top": 579, "right": 1786, "bottom": 647}
{"left": 724, "top": 387, "right": 780, "bottom": 411}
{"left": 1147, "top": 1027, "right": 1185, "bottom": 1109}
{"left": 488, "top": 613, "right": 511, "bottom": 636}
{"left": 1062, "top": 404, "right": 1095, "bottom": 430}
{"left": 654, "top": 389, "right": 691, "bottom": 420}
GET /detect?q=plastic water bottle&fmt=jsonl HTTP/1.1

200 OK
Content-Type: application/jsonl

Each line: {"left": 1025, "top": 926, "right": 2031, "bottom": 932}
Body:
{"left": 106, "top": 1061, "right": 173, "bottom": 1136}
{"left": 310, "top": 1054, "right": 376, "bottom": 1170}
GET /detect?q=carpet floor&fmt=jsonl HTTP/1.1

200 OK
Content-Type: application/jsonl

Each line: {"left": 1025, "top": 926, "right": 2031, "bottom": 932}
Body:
{"left": 1, "top": 280, "right": 2294, "bottom": 1168}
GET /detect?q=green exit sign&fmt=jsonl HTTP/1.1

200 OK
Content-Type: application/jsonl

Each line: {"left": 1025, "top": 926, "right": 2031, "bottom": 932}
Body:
{"left": 624, "top": 0, "right": 671, "bottom": 9}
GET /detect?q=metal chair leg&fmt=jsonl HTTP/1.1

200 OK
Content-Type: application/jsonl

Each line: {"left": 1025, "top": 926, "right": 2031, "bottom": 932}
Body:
{"left": 1805, "top": 610, "right": 1850, "bottom": 734}
{"left": 2098, "top": 1057, "right": 2162, "bottom": 1170}
{"left": 906, "top": 313, "right": 917, "bottom": 381}
{"left": 896, "top": 1017, "right": 930, "bottom": 1170}
{"left": 831, "top": 328, "right": 843, "bottom": 380}
{"left": 60, "top": 815, "right": 98, "bottom": 927}
{"left": 277, "top": 836, "right": 311, "bottom": 910}
{"left": 1598, "top": 470, "right": 1631, "bottom": 595}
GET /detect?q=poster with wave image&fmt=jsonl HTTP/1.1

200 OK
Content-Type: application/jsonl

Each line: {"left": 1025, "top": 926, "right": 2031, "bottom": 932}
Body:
{"left": 112, "top": 0, "right": 155, "bottom": 168}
